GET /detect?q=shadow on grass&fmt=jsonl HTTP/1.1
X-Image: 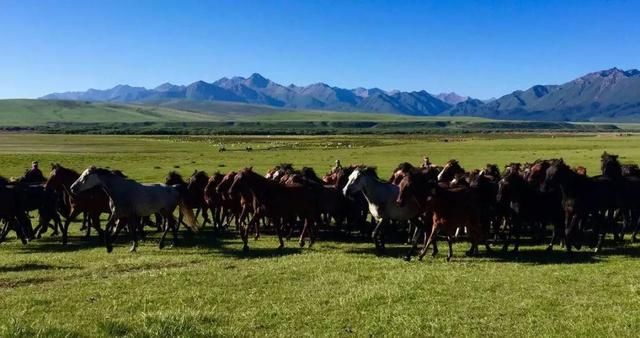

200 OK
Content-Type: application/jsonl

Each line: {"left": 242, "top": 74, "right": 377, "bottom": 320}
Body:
{"left": 0, "top": 262, "right": 78, "bottom": 273}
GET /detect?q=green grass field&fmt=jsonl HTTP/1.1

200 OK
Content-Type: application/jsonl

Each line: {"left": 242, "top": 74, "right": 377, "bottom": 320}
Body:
{"left": 2, "top": 133, "right": 640, "bottom": 337}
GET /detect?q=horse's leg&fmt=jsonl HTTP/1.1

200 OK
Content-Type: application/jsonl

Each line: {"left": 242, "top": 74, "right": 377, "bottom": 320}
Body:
{"left": 595, "top": 210, "right": 613, "bottom": 253}
{"left": 60, "top": 208, "right": 80, "bottom": 245}
{"left": 129, "top": 217, "right": 139, "bottom": 253}
{"left": 632, "top": 209, "right": 640, "bottom": 242}
{"left": 404, "top": 222, "right": 423, "bottom": 261}
{"left": 274, "top": 218, "right": 284, "bottom": 249}
{"left": 241, "top": 214, "right": 258, "bottom": 252}
{"left": 103, "top": 217, "right": 117, "bottom": 253}
{"left": 170, "top": 214, "right": 179, "bottom": 247}
{"left": 419, "top": 225, "right": 438, "bottom": 261}
{"left": 159, "top": 217, "right": 170, "bottom": 249}
{"left": 371, "top": 218, "right": 388, "bottom": 255}
{"left": 299, "top": 216, "right": 309, "bottom": 248}
{"left": 309, "top": 216, "right": 319, "bottom": 248}
{"left": 446, "top": 236, "right": 454, "bottom": 262}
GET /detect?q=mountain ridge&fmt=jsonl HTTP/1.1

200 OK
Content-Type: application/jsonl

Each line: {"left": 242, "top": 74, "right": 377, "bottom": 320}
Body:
{"left": 41, "top": 67, "right": 640, "bottom": 121}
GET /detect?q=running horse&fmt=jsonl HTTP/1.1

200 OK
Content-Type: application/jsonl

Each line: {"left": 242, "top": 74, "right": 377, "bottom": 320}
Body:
{"left": 71, "top": 167, "right": 199, "bottom": 252}
{"left": 228, "top": 167, "right": 319, "bottom": 251}
{"left": 342, "top": 166, "right": 423, "bottom": 254}
{"left": 0, "top": 176, "right": 31, "bottom": 244}
{"left": 45, "top": 163, "right": 110, "bottom": 244}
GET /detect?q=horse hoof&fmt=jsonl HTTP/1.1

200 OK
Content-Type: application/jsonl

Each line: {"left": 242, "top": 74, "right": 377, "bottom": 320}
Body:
{"left": 446, "top": 256, "right": 452, "bottom": 262}
{"left": 633, "top": 237, "right": 638, "bottom": 243}
{"left": 158, "top": 242, "right": 165, "bottom": 250}
{"left": 545, "top": 245, "right": 553, "bottom": 252}
{"left": 106, "top": 246, "right": 113, "bottom": 253}
{"left": 277, "top": 244, "right": 284, "bottom": 250}
{"left": 254, "top": 235, "right": 260, "bottom": 241}
{"left": 242, "top": 245, "right": 249, "bottom": 253}
{"left": 403, "top": 255, "right": 411, "bottom": 262}
{"left": 299, "top": 241, "right": 306, "bottom": 248}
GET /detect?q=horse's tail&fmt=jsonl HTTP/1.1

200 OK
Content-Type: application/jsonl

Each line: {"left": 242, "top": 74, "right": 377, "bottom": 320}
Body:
{"left": 173, "top": 184, "right": 200, "bottom": 232}
{"left": 179, "top": 199, "right": 200, "bottom": 232}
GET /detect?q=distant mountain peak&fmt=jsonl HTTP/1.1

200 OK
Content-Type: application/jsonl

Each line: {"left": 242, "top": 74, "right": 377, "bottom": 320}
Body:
{"left": 436, "top": 92, "right": 468, "bottom": 105}
{"left": 245, "top": 73, "right": 270, "bottom": 88}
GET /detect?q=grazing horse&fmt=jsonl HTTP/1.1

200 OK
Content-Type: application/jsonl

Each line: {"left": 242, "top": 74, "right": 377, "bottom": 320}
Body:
{"left": 342, "top": 166, "right": 423, "bottom": 253}
{"left": 71, "top": 167, "right": 199, "bottom": 252}
{"left": 45, "top": 164, "right": 110, "bottom": 243}
{"left": 397, "top": 170, "right": 489, "bottom": 261}
{"left": 228, "top": 168, "right": 319, "bottom": 251}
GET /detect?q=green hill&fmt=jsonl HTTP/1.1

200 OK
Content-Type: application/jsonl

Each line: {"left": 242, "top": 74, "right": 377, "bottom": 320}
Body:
{"left": 0, "top": 99, "right": 492, "bottom": 126}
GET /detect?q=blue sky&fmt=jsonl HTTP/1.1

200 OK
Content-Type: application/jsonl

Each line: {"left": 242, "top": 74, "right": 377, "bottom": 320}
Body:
{"left": 1, "top": 0, "right": 638, "bottom": 99}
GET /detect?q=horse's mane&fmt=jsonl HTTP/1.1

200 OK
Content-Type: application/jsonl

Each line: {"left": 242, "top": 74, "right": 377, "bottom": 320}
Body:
{"left": 51, "top": 163, "right": 80, "bottom": 176}
{"left": 0, "top": 176, "right": 8, "bottom": 186}
{"left": 357, "top": 166, "right": 380, "bottom": 180}
{"left": 88, "top": 167, "right": 128, "bottom": 179}
{"left": 601, "top": 151, "right": 622, "bottom": 178}
{"left": 190, "top": 170, "right": 209, "bottom": 182}
{"left": 165, "top": 171, "right": 185, "bottom": 184}
{"left": 277, "top": 163, "right": 295, "bottom": 173}
{"left": 301, "top": 167, "right": 323, "bottom": 183}
{"left": 446, "top": 159, "right": 459, "bottom": 166}
{"left": 393, "top": 162, "right": 416, "bottom": 173}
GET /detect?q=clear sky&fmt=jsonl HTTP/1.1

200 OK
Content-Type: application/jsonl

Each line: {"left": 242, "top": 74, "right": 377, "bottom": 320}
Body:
{"left": 1, "top": 0, "right": 639, "bottom": 99}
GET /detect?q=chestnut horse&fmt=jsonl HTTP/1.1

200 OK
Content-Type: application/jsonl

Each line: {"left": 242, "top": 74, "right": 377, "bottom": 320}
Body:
{"left": 397, "top": 171, "right": 489, "bottom": 261}
{"left": 228, "top": 168, "right": 319, "bottom": 251}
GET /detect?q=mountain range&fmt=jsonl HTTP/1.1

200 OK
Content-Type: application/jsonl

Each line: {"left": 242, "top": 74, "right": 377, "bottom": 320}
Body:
{"left": 41, "top": 67, "right": 640, "bottom": 121}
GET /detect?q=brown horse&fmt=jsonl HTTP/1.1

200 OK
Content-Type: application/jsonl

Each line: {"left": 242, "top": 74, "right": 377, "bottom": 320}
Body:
{"left": 45, "top": 164, "right": 110, "bottom": 243}
{"left": 203, "top": 172, "right": 225, "bottom": 229}
{"left": 229, "top": 168, "right": 319, "bottom": 251}
{"left": 165, "top": 171, "right": 211, "bottom": 225}
{"left": 397, "top": 170, "right": 489, "bottom": 261}
{"left": 216, "top": 171, "right": 253, "bottom": 232}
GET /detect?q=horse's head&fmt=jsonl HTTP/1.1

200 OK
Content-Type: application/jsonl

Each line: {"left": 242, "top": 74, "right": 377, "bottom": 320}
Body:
{"left": 216, "top": 171, "right": 237, "bottom": 197}
{"left": 541, "top": 159, "right": 569, "bottom": 192}
{"left": 228, "top": 168, "right": 253, "bottom": 196}
{"left": 342, "top": 166, "right": 370, "bottom": 198}
{"left": 45, "top": 163, "right": 76, "bottom": 190}
{"left": 438, "top": 159, "right": 464, "bottom": 183}
{"left": 188, "top": 170, "right": 209, "bottom": 191}
{"left": 70, "top": 166, "right": 104, "bottom": 194}
{"left": 601, "top": 152, "right": 622, "bottom": 179}
{"left": 165, "top": 171, "right": 186, "bottom": 186}
{"left": 526, "top": 160, "right": 551, "bottom": 187}
{"left": 497, "top": 170, "right": 523, "bottom": 204}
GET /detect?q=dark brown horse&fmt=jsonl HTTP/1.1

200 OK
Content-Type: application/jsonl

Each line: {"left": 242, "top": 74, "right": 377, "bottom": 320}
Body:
{"left": 0, "top": 177, "right": 31, "bottom": 244}
{"left": 228, "top": 168, "right": 319, "bottom": 251}
{"left": 45, "top": 164, "right": 110, "bottom": 243}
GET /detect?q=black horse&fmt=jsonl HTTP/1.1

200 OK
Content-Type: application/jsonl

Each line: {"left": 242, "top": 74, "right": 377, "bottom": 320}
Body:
{"left": 543, "top": 159, "right": 618, "bottom": 252}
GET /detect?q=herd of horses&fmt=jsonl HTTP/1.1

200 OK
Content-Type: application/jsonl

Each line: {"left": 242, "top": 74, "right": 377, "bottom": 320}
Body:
{"left": 2, "top": 152, "right": 640, "bottom": 261}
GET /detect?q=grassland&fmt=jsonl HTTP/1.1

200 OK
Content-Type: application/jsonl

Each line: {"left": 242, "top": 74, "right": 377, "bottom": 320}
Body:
{"left": 2, "top": 133, "right": 640, "bottom": 337}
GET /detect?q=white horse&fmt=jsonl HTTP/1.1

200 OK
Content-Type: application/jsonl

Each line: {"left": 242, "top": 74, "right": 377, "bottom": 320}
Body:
{"left": 70, "top": 167, "right": 199, "bottom": 252}
{"left": 342, "top": 167, "right": 423, "bottom": 253}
